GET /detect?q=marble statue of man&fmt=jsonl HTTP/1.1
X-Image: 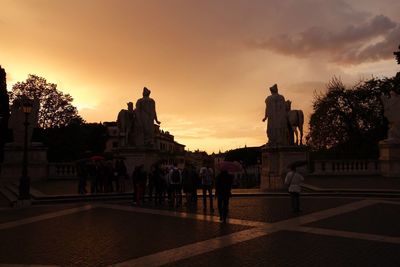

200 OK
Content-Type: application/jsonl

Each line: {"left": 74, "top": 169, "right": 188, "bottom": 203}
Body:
{"left": 135, "top": 87, "right": 161, "bottom": 147}
{"left": 262, "top": 84, "right": 288, "bottom": 146}
{"left": 381, "top": 90, "right": 400, "bottom": 141}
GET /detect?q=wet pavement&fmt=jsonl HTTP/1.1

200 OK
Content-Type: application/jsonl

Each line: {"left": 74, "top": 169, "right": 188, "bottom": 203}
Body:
{"left": 164, "top": 230, "right": 400, "bottom": 267}
{"left": 116, "top": 196, "right": 360, "bottom": 223}
{"left": 0, "top": 196, "right": 399, "bottom": 266}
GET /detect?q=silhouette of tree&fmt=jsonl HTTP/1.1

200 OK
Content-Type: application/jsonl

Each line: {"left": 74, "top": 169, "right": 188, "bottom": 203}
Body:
{"left": 394, "top": 45, "right": 400, "bottom": 64}
{"left": 307, "top": 76, "right": 400, "bottom": 158}
{"left": 225, "top": 147, "right": 261, "bottom": 165}
{"left": 10, "top": 74, "right": 83, "bottom": 129}
{"left": 33, "top": 122, "right": 108, "bottom": 161}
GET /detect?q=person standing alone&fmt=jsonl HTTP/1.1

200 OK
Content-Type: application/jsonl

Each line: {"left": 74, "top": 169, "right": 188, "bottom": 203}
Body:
{"left": 284, "top": 166, "right": 304, "bottom": 213}
{"left": 215, "top": 170, "right": 233, "bottom": 223}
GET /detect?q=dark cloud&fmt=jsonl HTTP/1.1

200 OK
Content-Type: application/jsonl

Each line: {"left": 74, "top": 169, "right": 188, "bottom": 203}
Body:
{"left": 335, "top": 25, "right": 400, "bottom": 64}
{"left": 252, "top": 15, "right": 399, "bottom": 65}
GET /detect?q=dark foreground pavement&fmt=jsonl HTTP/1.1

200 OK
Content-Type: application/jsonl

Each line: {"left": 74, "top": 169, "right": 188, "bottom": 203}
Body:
{"left": 0, "top": 196, "right": 399, "bottom": 267}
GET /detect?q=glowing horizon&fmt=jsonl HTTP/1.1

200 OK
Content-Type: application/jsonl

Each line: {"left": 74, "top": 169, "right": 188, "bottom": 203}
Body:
{"left": 1, "top": 0, "right": 399, "bottom": 153}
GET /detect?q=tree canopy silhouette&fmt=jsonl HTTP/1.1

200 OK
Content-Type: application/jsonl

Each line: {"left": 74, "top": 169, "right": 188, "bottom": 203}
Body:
{"left": 33, "top": 122, "right": 108, "bottom": 162}
{"left": 10, "top": 74, "right": 83, "bottom": 128}
{"left": 307, "top": 75, "right": 400, "bottom": 158}
{"left": 225, "top": 146, "right": 261, "bottom": 165}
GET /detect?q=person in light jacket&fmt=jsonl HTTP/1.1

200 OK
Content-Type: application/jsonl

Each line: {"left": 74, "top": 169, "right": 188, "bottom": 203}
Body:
{"left": 284, "top": 165, "right": 304, "bottom": 213}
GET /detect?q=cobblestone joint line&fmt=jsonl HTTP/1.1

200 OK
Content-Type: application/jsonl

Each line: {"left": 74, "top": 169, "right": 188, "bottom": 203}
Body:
{"left": 0, "top": 205, "right": 95, "bottom": 230}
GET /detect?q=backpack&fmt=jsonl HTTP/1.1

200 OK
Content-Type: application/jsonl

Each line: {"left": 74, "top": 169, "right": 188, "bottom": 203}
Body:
{"left": 201, "top": 168, "right": 213, "bottom": 186}
{"left": 171, "top": 168, "right": 181, "bottom": 184}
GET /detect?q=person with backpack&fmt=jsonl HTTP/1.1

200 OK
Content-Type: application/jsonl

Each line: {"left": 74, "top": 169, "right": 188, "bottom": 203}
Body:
{"left": 199, "top": 164, "right": 214, "bottom": 212}
{"left": 284, "top": 165, "right": 304, "bottom": 213}
{"left": 168, "top": 163, "right": 182, "bottom": 208}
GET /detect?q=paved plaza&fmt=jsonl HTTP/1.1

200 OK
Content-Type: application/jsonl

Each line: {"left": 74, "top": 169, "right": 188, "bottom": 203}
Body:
{"left": 0, "top": 194, "right": 400, "bottom": 267}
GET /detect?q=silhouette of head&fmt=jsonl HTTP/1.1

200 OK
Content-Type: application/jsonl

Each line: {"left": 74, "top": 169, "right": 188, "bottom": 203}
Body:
{"left": 270, "top": 84, "right": 278, "bottom": 94}
{"left": 143, "top": 87, "right": 151, "bottom": 97}
{"left": 285, "top": 100, "right": 292, "bottom": 111}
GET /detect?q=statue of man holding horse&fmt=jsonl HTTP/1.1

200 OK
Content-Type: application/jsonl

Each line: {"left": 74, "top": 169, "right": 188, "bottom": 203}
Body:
{"left": 262, "top": 84, "right": 288, "bottom": 146}
{"left": 135, "top": 87, "right": 161, "bottom": 147}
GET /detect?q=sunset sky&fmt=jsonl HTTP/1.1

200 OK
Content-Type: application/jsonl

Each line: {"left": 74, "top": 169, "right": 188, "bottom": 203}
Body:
{"left": 1, "top": 0, "right": 399, "bottom": 153}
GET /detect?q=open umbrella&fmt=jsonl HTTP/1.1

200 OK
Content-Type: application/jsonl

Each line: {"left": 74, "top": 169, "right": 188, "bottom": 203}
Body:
{"left": 90, "top": 155, "right": 105, "bottom": 161}
{"left": 216, "top": 161, "right": 243, "bottom": 173}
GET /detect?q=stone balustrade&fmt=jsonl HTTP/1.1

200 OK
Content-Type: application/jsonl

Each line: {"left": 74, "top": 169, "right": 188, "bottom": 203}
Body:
{"left": 312, "top": 160, "right": 380, "bottom": 175}
{"left": 48, "top": 163, "right": 78, "bottom": 179}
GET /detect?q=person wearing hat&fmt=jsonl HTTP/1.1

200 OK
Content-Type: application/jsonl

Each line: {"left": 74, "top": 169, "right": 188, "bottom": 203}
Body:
{"left": 262, "top": 84, "right": 288, "bottom": 146}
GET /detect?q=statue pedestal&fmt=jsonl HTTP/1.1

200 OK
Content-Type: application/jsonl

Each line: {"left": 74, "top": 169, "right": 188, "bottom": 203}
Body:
{"left": 260, "top": 146, "right": 308, "bottom": 190}
{"left": 115, "top": 147, "right": 160, "bottom": 175}
{"left": 379, "top": 140, "right": 400, "bottom": 177}
{"left": 0, "top": 142, "right": 48, "bottom": 182}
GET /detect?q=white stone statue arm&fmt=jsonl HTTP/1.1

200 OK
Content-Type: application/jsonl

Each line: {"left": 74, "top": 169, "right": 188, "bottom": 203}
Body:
{"left": 154, "top": 103, "right": 161, "bottom": 125}
{"left": 262, "top": 101, "right": 268, "bottom": 122}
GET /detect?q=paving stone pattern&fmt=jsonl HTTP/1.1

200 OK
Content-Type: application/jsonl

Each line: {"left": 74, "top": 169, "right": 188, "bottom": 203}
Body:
{"left": 306, "top": 203, "right": 400, "bottom": 237}
{"left": 126, "top": 196, "right": 359, "bottom": 223}
{"left": 0, "top": 203, "right": 83, "bottom": 223}
{"left": 0, "top": 207, "right": 248, "bottom": 266}
{"left": 164, "top": 230, "right": 400, "bottom": 267}
{"left": 0, "top": 197, "right": 399, "bottom": 267}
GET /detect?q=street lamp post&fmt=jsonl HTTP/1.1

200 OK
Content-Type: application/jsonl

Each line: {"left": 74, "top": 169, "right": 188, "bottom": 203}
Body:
{"left": 18, "top": 101, "right": 33, "bottom": 200}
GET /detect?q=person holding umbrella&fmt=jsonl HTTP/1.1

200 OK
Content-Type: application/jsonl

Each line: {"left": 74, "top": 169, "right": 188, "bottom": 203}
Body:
{"left": 284, "top": 165, "right": 304, "bottom": 213}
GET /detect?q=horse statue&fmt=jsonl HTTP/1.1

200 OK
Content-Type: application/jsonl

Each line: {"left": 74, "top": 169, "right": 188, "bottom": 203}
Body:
{"left": 285, "top": 100, "right": 304, "bottom": 145}
{"left": 116, "top": 102, "right": 135, "bottom": 147}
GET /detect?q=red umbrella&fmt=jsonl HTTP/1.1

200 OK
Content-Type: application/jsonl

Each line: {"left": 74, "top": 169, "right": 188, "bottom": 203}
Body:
{"left": 216, "top": 161, "right": 243, "bottom": 173}
{"left": 90, "top": 155, "right": 105, "bottom": 161}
